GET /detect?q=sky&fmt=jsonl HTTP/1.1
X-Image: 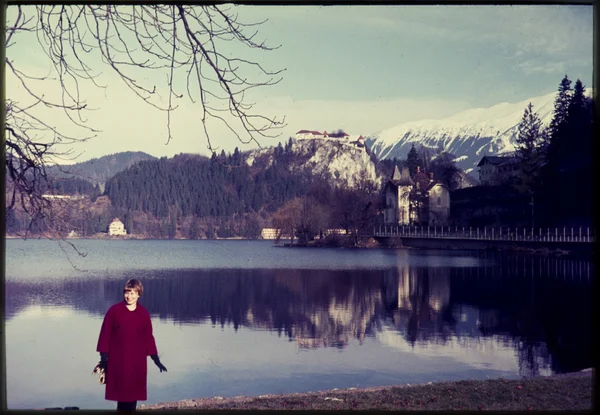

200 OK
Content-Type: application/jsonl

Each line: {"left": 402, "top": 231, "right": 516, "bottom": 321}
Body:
{"left": 5, "top": 4, "right": 594, "bottom": 163}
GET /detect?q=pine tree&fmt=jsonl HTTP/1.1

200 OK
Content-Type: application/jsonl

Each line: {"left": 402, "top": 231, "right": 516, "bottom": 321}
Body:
{"left": 406, "top": 144, "right": 420, "bottom": 178}
{"left": 514, "top": 102, "right": 547, "bottom": 227}
{"left": 546, "top": 75, "right": 572, "bottom": 174}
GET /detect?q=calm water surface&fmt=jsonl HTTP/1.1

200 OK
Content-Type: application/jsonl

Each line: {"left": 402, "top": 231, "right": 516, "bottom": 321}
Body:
{"left": 4, "top": 239, "right": 593, "bottom": 409}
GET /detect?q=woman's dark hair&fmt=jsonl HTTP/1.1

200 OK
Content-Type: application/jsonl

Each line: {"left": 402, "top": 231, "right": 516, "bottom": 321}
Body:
{"left": 124, "top": 279, "right": 144, "bottom": 297}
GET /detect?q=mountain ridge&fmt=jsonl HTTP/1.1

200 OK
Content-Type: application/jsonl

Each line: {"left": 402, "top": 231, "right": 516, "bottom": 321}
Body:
{"left": 367, "top": 89, "right": 593, "bottom": 174}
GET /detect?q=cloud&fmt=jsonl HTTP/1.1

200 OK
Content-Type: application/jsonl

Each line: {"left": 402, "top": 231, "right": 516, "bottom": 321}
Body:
{"left": 516, "top": 60, "right": 567, "bottom": 75}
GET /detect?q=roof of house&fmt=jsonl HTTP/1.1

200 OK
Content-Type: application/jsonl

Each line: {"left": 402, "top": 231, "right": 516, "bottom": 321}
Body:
{"left": 389, "top": 165, "right": 413, "bottom": 186}
{"left": 477, "top": 155, "right": 518, "bottom": 167}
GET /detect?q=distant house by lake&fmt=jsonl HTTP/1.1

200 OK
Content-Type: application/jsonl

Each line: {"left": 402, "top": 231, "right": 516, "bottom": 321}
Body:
{"left": 108, "top": 218, "right": 127, "bottom": 236}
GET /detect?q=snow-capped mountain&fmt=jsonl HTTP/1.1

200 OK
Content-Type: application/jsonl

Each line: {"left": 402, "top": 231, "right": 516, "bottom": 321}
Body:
{"left": 367, "top": 91, "right": 562, "bottom": 175}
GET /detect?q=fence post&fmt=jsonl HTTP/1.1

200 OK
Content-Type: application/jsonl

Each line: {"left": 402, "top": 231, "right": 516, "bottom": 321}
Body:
{"left": 469, "top": 227, "right": 472, "bottom": 238}
{"left": 563, "top": 227, "right": 565, "bottom": 242}
{"left": 588, "top": 227, "right": 590, "bottom": 242}
{"left": 579, "top": 226, "right": 581, "bottom": 242}
{"left": 492, "top": 228, "right": 495, "bottom": 240}
{"left": 571, "top": 228, "right": 573, "bottom": 242}
{"left": 484, "top": 227, "right": 487, "bottom": 239}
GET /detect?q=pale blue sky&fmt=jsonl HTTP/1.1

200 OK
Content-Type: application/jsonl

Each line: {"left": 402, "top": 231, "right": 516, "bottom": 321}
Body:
{"left": 5, "top": 5, "right": 594, "bottom": 162}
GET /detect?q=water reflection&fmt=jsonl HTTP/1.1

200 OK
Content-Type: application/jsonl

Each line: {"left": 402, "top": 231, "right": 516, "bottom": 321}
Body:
{"left": 6, "top": 252, "right": 592, "bottom": 380}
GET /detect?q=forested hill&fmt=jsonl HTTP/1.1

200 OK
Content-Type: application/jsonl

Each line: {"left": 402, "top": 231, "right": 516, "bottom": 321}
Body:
{"left": 105, "top": 139, "right": 384, "bottom": 221}
{"left": 105, "top": 148, "right": 314, "bottom": 219}
{"left": 48, "top": 151, "right": 156, "bottom": 186}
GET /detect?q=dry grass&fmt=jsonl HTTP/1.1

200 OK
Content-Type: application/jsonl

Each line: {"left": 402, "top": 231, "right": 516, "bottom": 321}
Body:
{"left": 140, "top": 370, "right": 593, "bottom": 411}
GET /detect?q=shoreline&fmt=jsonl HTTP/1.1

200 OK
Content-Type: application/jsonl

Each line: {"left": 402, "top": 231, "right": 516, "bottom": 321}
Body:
{"left": 6, "top": 234, "right": 590, "bottom": 258}
{"left": 139, "top": 369, "right": 593, "bottom": 411}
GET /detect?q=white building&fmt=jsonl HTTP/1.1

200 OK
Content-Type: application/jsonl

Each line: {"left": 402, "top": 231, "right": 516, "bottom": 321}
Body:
{"left": 108, "top": 218, "right": 127, "bottom": 236}
{"left": 295, "top": 129, "right": 324, "bottom": 140}
{"left": 477, "top": 155, "right": 519, "bottom": 186}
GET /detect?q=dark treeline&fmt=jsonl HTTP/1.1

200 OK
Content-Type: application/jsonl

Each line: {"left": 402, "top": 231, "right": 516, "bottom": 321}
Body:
{"left": 536, "top": 76, "right": 594, "bottom": 227}
{"left": 105, "top": 142, "right": 314, "bottom": 220}
{"left": 452, "top": 74, "right": 594, "bottom": 228}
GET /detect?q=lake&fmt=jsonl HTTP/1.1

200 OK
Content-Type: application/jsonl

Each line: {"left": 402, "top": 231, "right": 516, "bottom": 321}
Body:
{"left": 4, "top": 239, "right": 593, "bottom": 409}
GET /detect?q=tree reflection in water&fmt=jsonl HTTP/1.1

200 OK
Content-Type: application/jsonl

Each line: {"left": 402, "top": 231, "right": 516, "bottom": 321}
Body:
{"left": 5, "top": 252, "right": 592, "bottom": 378}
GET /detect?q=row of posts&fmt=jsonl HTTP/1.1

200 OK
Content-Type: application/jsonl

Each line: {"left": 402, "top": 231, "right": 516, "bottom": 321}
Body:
{"left": 374, "top": 225, "right": 594, "bottom": 243}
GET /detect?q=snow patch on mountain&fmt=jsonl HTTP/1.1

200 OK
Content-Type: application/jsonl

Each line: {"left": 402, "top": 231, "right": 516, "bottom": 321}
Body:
{"left": 367, "top": 91, "right": 563, "bottom": 173}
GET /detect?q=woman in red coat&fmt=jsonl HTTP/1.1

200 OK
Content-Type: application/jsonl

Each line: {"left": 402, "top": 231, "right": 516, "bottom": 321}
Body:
{"left": 94, "top": 279, "right": 167, "bottom": 411}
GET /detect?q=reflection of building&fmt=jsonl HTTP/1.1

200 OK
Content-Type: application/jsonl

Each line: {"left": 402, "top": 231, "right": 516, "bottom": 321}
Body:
{"left": 389, "top": 266, "right": 452, "bottom": 345}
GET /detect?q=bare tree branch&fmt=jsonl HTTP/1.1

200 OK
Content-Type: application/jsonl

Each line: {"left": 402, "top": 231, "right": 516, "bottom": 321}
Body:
{"left": 5, "top": 5, "right": 286, "bottom": 243}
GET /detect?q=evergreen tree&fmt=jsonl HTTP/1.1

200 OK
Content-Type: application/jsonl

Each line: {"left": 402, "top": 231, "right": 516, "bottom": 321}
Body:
{"left": 564, "top": 79, "right": 591, "bottom": 170}
{"left": 514, "top": 102, "right": 547, "bottom": 227}
{"left": 125, "top": 214, "right": 134, "bottom": 235}
{"left": 406, "top": 144, "right": 420, "bottom": 178}
{"left": 546, "top": 75, "right": 572, "bottom": 175}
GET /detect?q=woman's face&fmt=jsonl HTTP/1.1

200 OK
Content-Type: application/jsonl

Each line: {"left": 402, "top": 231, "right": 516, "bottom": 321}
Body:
{"left": 124, "top": 288, "right": 140, "bottom": 306}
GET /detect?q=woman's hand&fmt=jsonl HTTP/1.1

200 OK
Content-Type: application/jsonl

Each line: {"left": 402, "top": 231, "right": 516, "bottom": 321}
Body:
{"left": 150, "top": 355, "right": 168, "bottom": 373}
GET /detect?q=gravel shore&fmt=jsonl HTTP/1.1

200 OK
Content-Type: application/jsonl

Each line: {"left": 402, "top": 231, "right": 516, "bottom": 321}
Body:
{"left": 140, "top": 369, "right": 593, "bottom": 411}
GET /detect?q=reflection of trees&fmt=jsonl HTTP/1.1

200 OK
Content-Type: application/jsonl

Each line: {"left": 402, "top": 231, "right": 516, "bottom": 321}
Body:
{"left": 449, "top": 255, "right": 592, "bottom": 376}
{"left": 6, "top": 253, "right": 592, "bottom": 375}
{"left": 6, "top": 269, "right": 385, "bottom": 349}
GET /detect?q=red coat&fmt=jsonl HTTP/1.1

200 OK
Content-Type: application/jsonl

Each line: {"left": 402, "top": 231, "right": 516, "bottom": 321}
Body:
{"left": 96, "top": 301, "right": 158, "bottom": 402}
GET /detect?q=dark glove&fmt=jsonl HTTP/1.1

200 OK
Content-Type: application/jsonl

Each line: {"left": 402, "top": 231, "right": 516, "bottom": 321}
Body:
{"left": 150, "top": 355, "right": 167, "bottom": 373}
{"left": 92, "top": 352, "right": 108, "bottom": 384}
